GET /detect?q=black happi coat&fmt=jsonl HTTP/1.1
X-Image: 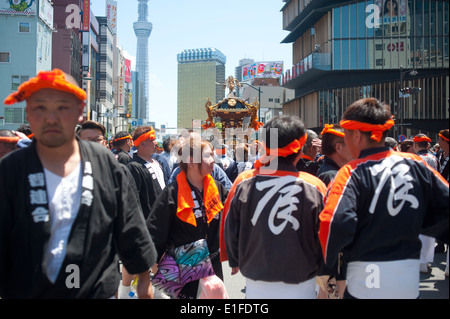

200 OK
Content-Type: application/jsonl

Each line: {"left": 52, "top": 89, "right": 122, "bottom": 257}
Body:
{"left": 147, "top": 178, "right": 228, "bottom": 298}
{"left": 0, "top": 140, "right": 156, "bottom": 299}
{"left": 126, "top": 155, "right": 164, "bottom": 220}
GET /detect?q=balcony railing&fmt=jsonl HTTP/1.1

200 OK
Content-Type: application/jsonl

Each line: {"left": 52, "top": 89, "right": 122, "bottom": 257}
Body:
{"left": 281, "top": 52, "right": 331, "bottom": 86}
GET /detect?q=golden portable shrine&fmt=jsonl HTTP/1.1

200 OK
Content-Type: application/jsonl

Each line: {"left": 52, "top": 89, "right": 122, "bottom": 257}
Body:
{"left": 202, "top": 76, "right": 263, "bottom": 140}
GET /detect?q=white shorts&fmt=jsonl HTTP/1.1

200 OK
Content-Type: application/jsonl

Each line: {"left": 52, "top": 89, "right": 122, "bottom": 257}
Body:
{"left": 245, "top": 277, "right": 316, "bottom": 299}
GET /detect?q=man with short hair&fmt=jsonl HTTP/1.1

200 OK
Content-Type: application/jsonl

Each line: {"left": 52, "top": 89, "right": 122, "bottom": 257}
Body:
{"left": 319, "top": 98, "right": 449, "bottom": 299}
{"left": 78, "top": 120, "right": 107, "bottom": 147}
{"left": 127, "top": 126, "right": 165, "bottom": 220}
{"left": 413, "top": 133, "right": 439, "bottom": 170}
{"left": 112, "top": 131, "right": 133, "bottom": 165}
{"left": 222, "top": 116, "right": 327, "bottom": 299}
{"left": 296, "top": 129, "right": 322, "bottom": 175}
{"left": 0, "top": 69, "right": 156, "bottom": 299}
{"left": 384, "top": 136, "right": 398, "bottom": 151}
{"left": 316, "top": 124, "right": 353, "bottom": 186}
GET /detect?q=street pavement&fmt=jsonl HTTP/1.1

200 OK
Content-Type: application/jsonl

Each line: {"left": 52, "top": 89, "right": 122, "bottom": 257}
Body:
{"left": 222, "top": 251, "right": 449, "bottom": 299}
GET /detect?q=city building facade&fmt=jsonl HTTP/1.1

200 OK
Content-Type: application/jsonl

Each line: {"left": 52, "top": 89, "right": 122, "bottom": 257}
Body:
{"left": 0, "top": 0, "right": 53, "bottom": 130}
{"left": 96, "top": 16, "right": 115, "bottom": 136}
{"left": 280, "top": 0, "right": 449, "bottom": 140}
{"left": 177, "top": 48, "right": 226, "bottom": 129}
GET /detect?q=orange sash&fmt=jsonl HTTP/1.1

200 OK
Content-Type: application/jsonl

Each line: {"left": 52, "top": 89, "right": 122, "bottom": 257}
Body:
{"left": 133, "top": 129, "right": 155, "bottom": 147}
{"left": 176, "top": 171, "right": 224, "bottom": 227}
{"left": 4, "top": 69, "right": 87, "bottom": 105}
{"left": 340, "top": 119, "right": 395, "bottom": 142}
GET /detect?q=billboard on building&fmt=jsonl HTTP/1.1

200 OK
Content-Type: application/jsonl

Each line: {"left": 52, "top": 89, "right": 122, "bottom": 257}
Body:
{"left": 125, "top": 59, "right": 132, "bottom": 83}
{"left": 106, "top": 0, "right": 117, "bottom": 35}
{"left": 374, "top": 0, "right": 408, "bottom": 36}
{"left": 118, "top": 76, "right": 125, "bottom": 106}
{"left": 242, "top": 61, "right": 283, "bottom": 81}
{"left": 81, "top": 0, "right": 90, "bottom": 31}
{"left": 38, "top": 0, "right": 53, "bottom": 28}
{"left": 0, "top": 0, "right": 36, "bottom": 15}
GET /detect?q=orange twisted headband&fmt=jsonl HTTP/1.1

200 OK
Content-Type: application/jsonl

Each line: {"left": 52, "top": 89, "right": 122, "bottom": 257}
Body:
{"left": 340, "top": 119, "right": 395, "bottom": 142}
{"left": 413, "top": 136, "right": 431, "bottom": 143}
{"left": 321, "top": 124, "right": 345, "bottom": 138}
{"left": 133, "top": 129, "right": 156, "bottom": 147}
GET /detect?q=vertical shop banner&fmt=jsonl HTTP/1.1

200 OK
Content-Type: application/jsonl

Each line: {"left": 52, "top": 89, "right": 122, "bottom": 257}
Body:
{"left": 82, "top": 0, "right": 90, "bottom": 31}
{"left": 106, "top": 0, "right": 118, "bottom": 35}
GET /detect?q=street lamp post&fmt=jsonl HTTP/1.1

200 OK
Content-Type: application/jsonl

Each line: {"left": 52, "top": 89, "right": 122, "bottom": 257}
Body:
{"left": 241, "top": 82, "right": 263, "bottom": 122}
{"left": 398, "top": 66, "right": 418, "bottom": 139}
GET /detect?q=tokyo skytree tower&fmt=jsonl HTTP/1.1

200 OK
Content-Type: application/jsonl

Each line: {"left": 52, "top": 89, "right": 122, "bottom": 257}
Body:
{"left": 133, "top": 0, "right": 152, "bottom": 121}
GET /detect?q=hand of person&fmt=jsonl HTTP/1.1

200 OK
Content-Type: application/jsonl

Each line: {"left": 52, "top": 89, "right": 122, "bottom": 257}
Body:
{"left": 311, "top": 138, "right": 322, "bottom": 154}
{"left": 231, "top": 267, "right": 239, "bottom": 275}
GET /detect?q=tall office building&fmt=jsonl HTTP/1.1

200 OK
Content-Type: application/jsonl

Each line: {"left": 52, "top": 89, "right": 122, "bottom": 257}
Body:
{"left": 133, "top": 0, "right": 152, "bottom": 122}
{"left": 177, "top": 48, "right": 226, "bottom": 129}
{"left": 280, "top": 0, "right": 449, "bottom": 140}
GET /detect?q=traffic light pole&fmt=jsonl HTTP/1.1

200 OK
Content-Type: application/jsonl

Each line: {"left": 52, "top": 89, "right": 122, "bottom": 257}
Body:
{"left": 398, "top": 66, "right": 418, "bottom": 139}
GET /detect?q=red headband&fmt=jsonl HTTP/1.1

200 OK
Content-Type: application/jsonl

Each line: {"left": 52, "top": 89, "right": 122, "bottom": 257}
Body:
{"left": 133, "top": 129, "right": 156, "bottom": 147}
{"left": 4, "top": 69, "right": 87, "bottom": 105}
{"left": 340, "top": 119, "right": 395, "bottom": 142}
{"left": 321, "top": 124, "right": 345, "bottom": 138}
{"left": 413, "top": 136, "right": 431, "bottom": 143}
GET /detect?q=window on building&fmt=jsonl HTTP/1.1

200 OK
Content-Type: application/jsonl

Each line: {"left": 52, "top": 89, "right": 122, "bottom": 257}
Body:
{"left": 18, "top": 22, "right": 30, "bottom": 33}
{"left": 4, "top": 107, "right": 24, "bottom": 124}
{"left": 0, "top": 52, "right": 11, "bottom": 63}
{"left": 11, "top": 75, "right": 29, "bottom": 90}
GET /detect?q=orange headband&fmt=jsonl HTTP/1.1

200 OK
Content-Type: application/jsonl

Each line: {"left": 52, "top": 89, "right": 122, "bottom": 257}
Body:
{"left": 255, "top": 134, "right": 308, "bottom": 169}
{"left": 439, "top": 134, "right": 449, "bottom": 142}
{"left": 114, "top": 135, "right": 132, "bottom": 143}
{"left": 4, "top": 69, "right": 87, "bottom": 105}
{"left": 266, "top": 134, "right": 308, "bottom": 157}
{"left": 133, "top": 129, "right": 156, "bottom": 147}
{"left": 340, "top": 119, "right": 395, "bottom": 142}
{"left": 0, "top": 137, "right": 20, "bottom": 144}
{"left": 321, "top": 124, "right": 345, "bottom": 138}
{"left": 413, "top": 136, "right": 431, "bottom": 143}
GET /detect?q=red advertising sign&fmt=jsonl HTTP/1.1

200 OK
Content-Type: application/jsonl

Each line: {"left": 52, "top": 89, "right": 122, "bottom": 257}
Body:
{"left": 125, "top": 59, "right": 132, "bottom": 83}
{"left": 82, "top": 0, "right": 90, "bottom": 31}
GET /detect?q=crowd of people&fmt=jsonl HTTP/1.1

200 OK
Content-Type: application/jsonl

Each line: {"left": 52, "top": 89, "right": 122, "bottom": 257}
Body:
{"left": 0, "top": 69, "right": 448, "bottom": 299}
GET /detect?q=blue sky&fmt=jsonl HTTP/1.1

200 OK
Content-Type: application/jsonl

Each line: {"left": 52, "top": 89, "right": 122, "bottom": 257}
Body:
{"left": 90, "top": 0, "right": 292, "bottom": 129}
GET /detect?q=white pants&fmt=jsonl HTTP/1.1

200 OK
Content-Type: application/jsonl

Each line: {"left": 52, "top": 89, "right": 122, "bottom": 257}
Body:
{"left": 245, "top": 277, "right": 316, "bottom": 299}
{"left": 419, "top": 235, "right": 435, "bottom": 264}
{"left": 346, "top": 260, "right": 419, "bottom": 299}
